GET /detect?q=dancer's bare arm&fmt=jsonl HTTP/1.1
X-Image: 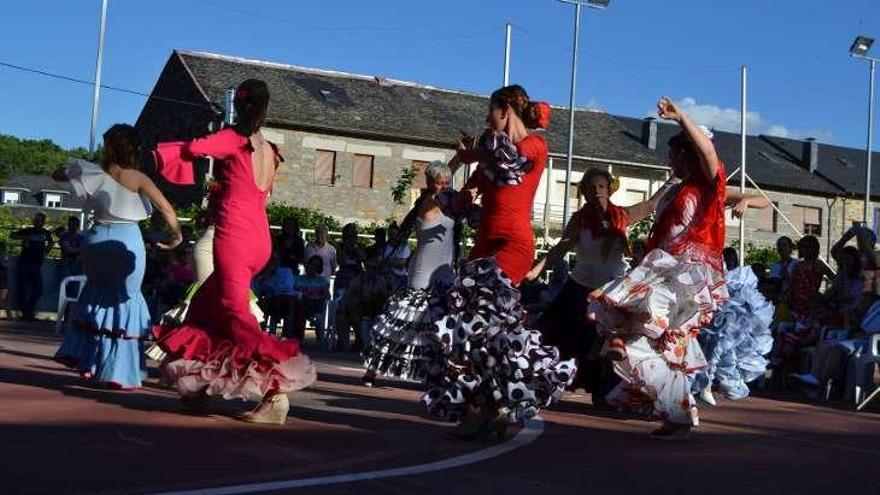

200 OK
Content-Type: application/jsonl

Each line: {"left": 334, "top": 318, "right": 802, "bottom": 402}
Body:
{"left": 624, "top": 176, "right": 681, "bottom": 223}
{"left": 726, "top": 189, "right": 771, "bottom": 218}
{"left": 658, "top": 96, "right": 719, "bottom": 182}
{"left": 525, "top": 210, "right": 582, "bottom": 281}
{"left": 133, "top": 171, "right": 182, "bottom": 249}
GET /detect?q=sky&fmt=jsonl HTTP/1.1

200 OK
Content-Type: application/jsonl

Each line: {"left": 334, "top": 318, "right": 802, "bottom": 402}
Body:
{"left": 0, "top": 0, "right": 878, "bottom": 151}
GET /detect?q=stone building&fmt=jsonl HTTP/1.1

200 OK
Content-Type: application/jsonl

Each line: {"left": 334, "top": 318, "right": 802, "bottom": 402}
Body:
{"left": 136, "top": 50, "right": 880, "bottom": 257}
{"left": 135, "top": 50, "right": 666, "bottom": 229}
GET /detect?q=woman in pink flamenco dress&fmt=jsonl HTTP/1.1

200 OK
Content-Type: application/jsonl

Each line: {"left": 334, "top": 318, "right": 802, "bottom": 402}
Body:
{"left": 152, "top": 79, "right": 316, "bottom": 425}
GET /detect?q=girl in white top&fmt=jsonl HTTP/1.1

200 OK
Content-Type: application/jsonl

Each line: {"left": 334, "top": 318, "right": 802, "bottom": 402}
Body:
{"left": 54, "top": 124, "right": 181, "bottom": 389}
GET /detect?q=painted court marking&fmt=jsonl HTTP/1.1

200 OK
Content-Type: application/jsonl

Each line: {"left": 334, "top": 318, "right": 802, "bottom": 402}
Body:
{"left": 145, "top": 417, "right": 544, "bottom": 495}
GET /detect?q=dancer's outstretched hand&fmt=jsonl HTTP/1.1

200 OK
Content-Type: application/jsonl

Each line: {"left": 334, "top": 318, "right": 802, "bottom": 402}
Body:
{"left": 657, "top": 96, "right": 683, "bottom": 122}
{"left": 157, "top": 231, "right": 183, "bottom": 250}
{"left": 730, "top": 197, "right": 749, "bottom": 218}
{"left": 524, "top": 266, "right": 541, "bottom": 282}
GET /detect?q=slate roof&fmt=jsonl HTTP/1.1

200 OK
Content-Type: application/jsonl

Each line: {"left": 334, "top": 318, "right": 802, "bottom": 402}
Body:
{"left": 1, "top": 174, "right": 82, "bottom": 209}
{"left": 761, "top": 135, "right": 880, "bottom": 199}
{"left": 616, "top": 116, "right": 845, "bottom": 197}
{"left": 163, "top": 50, "right": 664, "bottom": 167}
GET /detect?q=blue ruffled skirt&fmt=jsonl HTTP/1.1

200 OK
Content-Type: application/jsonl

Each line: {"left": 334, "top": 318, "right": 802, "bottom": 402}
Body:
{"left": 692, "top": 266, "right": 774, "bottom": 400}
{"left": 55, "top": 223, "right": 150, "bottom": 388}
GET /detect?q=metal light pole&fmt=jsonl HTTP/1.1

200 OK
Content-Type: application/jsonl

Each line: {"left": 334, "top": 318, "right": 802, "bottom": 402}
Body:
{"left": 739, "top": 65, "right": 747, "bottom": 267}
{"left": 503, "top": 21, "right": 512, "bottom": 86}
{"left": 88, "top": 0, "right": 109, "bottom": 154}
{"left": 557, "top": 0, "right": 611, "bottom": 227}
{"left": 850, "top": 35, "right": 877, "bottom": 228}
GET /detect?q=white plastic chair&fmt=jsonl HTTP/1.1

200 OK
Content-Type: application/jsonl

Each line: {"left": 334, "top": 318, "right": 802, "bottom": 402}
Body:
{"left": 854, "top": 333, "right": 880, "bottom": 409}
{"left": 54, "top": 275, "right": 87, "bottom": 334}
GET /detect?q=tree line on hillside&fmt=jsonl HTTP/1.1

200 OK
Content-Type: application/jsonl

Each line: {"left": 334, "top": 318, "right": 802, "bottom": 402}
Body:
{"left": 0, "top": 133, "right": 95, "bottom": 181}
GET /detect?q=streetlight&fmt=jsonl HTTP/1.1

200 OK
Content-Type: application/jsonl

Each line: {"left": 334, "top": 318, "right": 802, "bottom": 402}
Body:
{"left": 850, "top": 35, "right": 877, "bottom": 228}
{"left": 557, "top": 0, "right": 611, "bottom": 227}
{"left": 89, "top": 0, "right": 109, "bottom": 155}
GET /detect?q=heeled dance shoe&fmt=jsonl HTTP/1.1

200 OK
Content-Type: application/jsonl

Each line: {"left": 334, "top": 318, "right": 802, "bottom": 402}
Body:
{"left": 601, "top": 336, "right": 628, "bottom": 362}
{"left": 239, "top": 394, "right": 290, "bottom": 426}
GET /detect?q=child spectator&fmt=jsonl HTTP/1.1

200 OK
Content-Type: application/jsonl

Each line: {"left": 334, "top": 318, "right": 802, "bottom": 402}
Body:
{"left": 292, "top": 255, "right": 331, "bottom": 346}
{"left": 254, "top": 256, "right": 296, "bottom": 337}
{"left": 336, "top": 256, "right": 393, "bottom": 352}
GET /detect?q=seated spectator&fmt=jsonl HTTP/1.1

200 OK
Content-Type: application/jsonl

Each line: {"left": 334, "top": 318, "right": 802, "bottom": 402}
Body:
{"left": 276, "top": 217, "right": 305, "bottom": 274}
{"left": 751, "top": 262, "right": 768, "bottom": 293}
{"left": 815, "top": 246, "right": 864, "bottom": 325}
{"left": 330, "top": 223, "right": 365, "bottom": 344}
{"left": 771, "top": 235, "right": 832, "bottom": 376}
{"left": 769, "top": 236, "right": 797, "bottom": 308}
{"left": 380, "top": 222, "right": 411, "bottom": 290}
{"left": 304, "top": 225, "right": 337, "bottom": 281}
{"left": 366, "top": 227, "right": 388, "bottom": 261}
{"left": 292, "top": 255, "right": 331, "bottom": 346}
{"left": 254, "top": 256, "right": 296, "bottom": 337}
{"left": 791, "top": 300, "right": 880, "bottom": 399}
{"left": 723, "top": 246, "right": 739, "bottom": 272}
{"left": 58, "top": 216, "right": 85, "bottom": 281}
{"left": 789, "top": 236, "right": 832, "bottom": 318}
{"left": 336, "top": 256, "right": 393, "bottom": 352}
{"left": 168, "top": 247, "right": 195, "bottom": 287}
{"left": 629, "top": 238, "right": 647, "bottom": 269}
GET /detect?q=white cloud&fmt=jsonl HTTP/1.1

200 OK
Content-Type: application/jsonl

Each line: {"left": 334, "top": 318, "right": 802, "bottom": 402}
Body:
{"left": 648, "top": 96, "right": 831, "bottom": 141}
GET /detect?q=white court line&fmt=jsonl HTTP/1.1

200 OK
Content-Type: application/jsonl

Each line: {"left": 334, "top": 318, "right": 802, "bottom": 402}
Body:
{"left": 145, "top": 418, "right": 544, "bottom": 495}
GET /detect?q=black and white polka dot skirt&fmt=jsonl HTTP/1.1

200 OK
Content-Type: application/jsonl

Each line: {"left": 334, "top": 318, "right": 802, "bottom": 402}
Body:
{"left": 363, "top": 286, "right": 446, "bottom": 381}
{"left": 422, "top": 257, "right": 577, "bottom": 422}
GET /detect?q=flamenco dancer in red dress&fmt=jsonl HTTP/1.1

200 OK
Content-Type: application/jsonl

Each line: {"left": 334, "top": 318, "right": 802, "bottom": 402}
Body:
{"left": 589, "top": 96, "right": 728, "bottom": 440}
{"left": 423, "top": 85, "right": 576, "bottom": 439}
{"left": 152, "top": 79, "right": 316, "bottom": 425}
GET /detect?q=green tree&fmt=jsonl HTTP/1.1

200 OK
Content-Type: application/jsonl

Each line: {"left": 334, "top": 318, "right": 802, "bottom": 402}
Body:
{"left": 0, "top": 133, "right": 99, "bottom": 181}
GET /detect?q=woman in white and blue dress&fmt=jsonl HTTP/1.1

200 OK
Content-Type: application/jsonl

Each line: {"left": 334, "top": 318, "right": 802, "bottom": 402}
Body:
{"left": 362, "top": 161, "right": 458, "bottom": 386}
{"left": 692, "top": 247, "right": 775, "bottom": 404}
{"left": 54, "top": 124, "right": 182, "bottom": 389}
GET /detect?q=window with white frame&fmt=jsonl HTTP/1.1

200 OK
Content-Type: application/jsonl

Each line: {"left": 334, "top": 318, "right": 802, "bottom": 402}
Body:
{"left": 2, "top": 191, "right": 21, "bottom": 205}
{"left": 44, "top": 193, "right": 62, "bottom": 208}
{"left": 791, "top": 205, "right": 822, "bottom": 236}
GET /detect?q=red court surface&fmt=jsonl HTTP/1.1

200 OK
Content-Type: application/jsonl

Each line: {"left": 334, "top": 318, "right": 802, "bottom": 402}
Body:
{"left": 2, "top": 321, "right": 879, "bottom": 495}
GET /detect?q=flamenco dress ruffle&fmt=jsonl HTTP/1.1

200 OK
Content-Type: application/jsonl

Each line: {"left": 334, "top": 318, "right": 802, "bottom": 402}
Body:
{"left": 589, "top": 249, "right": 727, "bottom": 424}
{"left": 363, "top": 285, "right": 448, "bottom": 381}
{"left": 692, "top": 266, "right": 774, "bottom": 400}
{"left": 422, "top": 257, "right": 576, "bottom": 422}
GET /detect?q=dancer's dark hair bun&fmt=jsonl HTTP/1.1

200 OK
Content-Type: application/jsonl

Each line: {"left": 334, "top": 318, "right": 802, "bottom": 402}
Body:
{"left": 101, "top": 124, "right": 140, "bottom": 170}
{"left": 234, "top": 78, "right": 270, "bottom": 124}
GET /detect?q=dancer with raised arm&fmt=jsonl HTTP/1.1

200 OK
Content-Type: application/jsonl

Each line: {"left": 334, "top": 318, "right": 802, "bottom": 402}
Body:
{"left": 54, "top": 124, "right": 182, "bottom": 389}
{"left": 588, "top": 96, "right": 727, "bottom": 440}
{"left": 423, "top": 85, "right": 575, "bottom": 440}
{"left": 525, "top": 168, "right": 677, "bottom": 406}
{"left": 362, "top": 162, "right": 458, "bottom": 387}
{"left": 152, "top": 79, "right": 316, "bottom": 425}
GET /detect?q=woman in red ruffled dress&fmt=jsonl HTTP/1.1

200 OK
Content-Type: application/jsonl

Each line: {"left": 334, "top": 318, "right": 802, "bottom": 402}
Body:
{"left": 152, "top": 79, "right": 316, "bottom": 425}
{"left": 423, "top": 85, "right": 576, "bottom": 439}
{"left": 588, "top": 96, "right": 727, "bottom": 440}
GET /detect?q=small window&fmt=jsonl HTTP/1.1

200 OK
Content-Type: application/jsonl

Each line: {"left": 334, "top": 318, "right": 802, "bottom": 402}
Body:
{"left": 44, "top": 193, "right": 62, "bottom": 208}
{"left": 315, "top": 150, "right": 336, "bottom": 186}
{"left": 754, "top": 202, "right": 778, "bottom": 232}
{"left": 353, "top": 154, "right": 374, "bottom": 188}
{"left": 2, "top": 191, "right": 21, "bottom": 205}
{"left": 792, "top": 205, "right": 822, "bottom": 237}
{"left": 622, "top": 189, "right": 647, "bottom": 206}
{"left": 411, "top": 160, "right": 430, "bottom": 190}
{"left": 553, "top": 181, "right": 581, "bottom": 209}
